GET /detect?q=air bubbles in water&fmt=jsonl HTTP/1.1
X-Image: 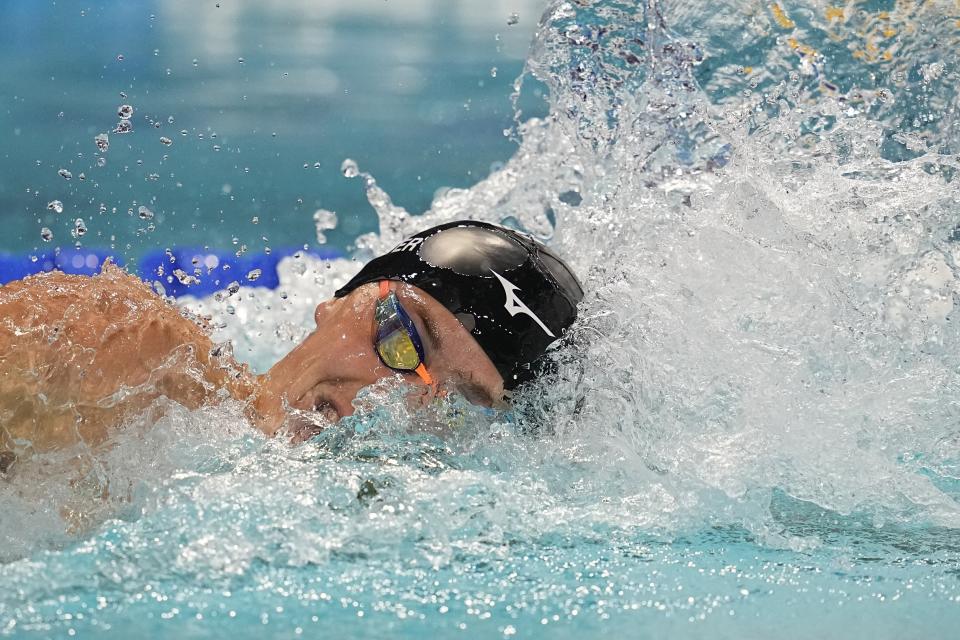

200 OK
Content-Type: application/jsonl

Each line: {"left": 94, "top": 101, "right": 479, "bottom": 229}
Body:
{"left": 138, "top": 206, "right": 154, "bottom": 220}
{"left": 490, "top": 67, "right": 498, "bottom": 78}
{"left": 246, "top": 268, "right": 262, "bottom": 282}
{"left": 114, "top": 120, "right": 133, "bottom": 134}
{"left": 72, "top": 218, "right": 87, "bottom": 238}
{"left": 313, "top": 209, "right": 338, "bottom": 244}
{"left": 40, "top": 227, "right": 53, "bottom": 242}
{"left": 95, "top": 133, "right": 109, "bottom": 152}
{"left": 46, "top": 200, "right": 63, "bottom": 214}
{"left": 160, "top": 136, "right": 173, "bottom": 146}
{"left": 57, "top": 168, "right": 72, "bottom": 180}
{"left": 117, "top": 104, "right": 134, "bottom": 119}
{"left": 507, "top": 12, "right": 519, "bottom": 25}
{"left": 341, "top": 158, "right": 359, "bottom": 178}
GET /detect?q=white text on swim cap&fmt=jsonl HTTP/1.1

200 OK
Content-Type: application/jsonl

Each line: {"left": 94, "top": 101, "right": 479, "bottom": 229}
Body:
{"left": 490, "top": 270, "right": 556, "bottom": 338}
{"left": 391, "top": 237, "right": 423, "bottom": 253}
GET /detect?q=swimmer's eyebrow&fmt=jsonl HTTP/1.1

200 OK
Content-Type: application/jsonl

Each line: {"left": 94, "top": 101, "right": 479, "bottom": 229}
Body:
{"left": 399, "top": 295, "right": 443, "bottom": 356}
{"left": 413, "top": 308, "right": 444, "bottom": 356}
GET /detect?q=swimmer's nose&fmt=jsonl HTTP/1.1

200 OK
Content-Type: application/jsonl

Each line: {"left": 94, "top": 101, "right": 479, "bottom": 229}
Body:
{"left": 313, "top": 298, "right": 337, "bottom": 327}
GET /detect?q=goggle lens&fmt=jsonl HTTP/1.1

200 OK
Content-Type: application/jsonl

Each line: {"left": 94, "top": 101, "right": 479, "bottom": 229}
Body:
{"left": 374, "top": 287, "right": 427, "bottom": 373}
{"left": 376, "top": 327, "right": 422, "bottom": 370}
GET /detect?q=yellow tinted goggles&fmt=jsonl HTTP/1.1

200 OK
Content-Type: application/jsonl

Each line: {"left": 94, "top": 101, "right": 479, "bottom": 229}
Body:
{"left": 374, "top": 281, "right": 433, "bottom": 385}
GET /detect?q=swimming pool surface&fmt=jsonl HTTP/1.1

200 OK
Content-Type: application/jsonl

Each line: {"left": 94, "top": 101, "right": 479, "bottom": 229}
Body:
{"left": 3, "top": 0, "right": 960, "bottom": 638}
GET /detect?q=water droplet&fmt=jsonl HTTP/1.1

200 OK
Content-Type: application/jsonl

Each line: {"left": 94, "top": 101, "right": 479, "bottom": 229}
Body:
{"left": 507, "top": 12, "right": 519, "bottom": 25}
{"left": 97, "top": 157, "right": 107, "bottom": 167}
{"left": 117, "top": 104, "right": 134, "bottom": 119}
{"left": 173, "top": 268, "right": 200, "bottom": 285}
{"left": 40, "top": 227, "right": 53, "bottom": 242}
{"left": 251, "top": 216, "right": 259, "bottom": 224}
{"left": 160, "top": 136, "right": 173, "bottom": 146}
{"left": 313, "top": 209, "right": 338, "bottom": 245}
{"left": 490, "top": 66, "right": 498, "bottom": 78}
{"left": 213, "top": 144, "right": 221, "bottom": 152}
{"left": 58, "top": 168, "right": 73, "bottom": 180}
{"left": 47, "top": 200, "right": 63, "bottom": 213}
{"left": 226, "top": 281, "right": 241, "bottom": 295}
{"left": 114, "top": 119, "right": 133, "bottom": 134}
{"left": 138, "top": 205, "right": 154, "bottom": 220}
{"left": 167, "top": 116, "right": 175, "bottom": 124}
{"left": 313, "top": 161, "right": 321, "bottom": 169}
{"left": 116, "top": 54, "right": 125, "bottom": 61}
{"left": 78, "top": 173, "right": 86, "bottom": 181}
{"left": 180, "top": 129, "right": 188, "bottom": 137}
{"left": 237, "top": 57, "right": 245, "bottom": 64}
{"left": 246, "top": 268, "right": 262, "bottom": 282}
{"left": 192, "top": 58, "right": 199, "bottom": 67}
{"left": 73, "top": 218, "right": 87, "bottom": 238}
{"left": 95, "top": 133, "right": 110, "bottom": 152}
{"left": 341, "top": 158, "right": 359, "bottom": 178}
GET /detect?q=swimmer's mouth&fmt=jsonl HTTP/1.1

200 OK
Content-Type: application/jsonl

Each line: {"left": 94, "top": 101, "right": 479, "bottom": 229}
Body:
{"left": 281, "top": 387, "right": 342, "bottom": 443}
{"left": 312, "top": 399, "right": 340, "bottom": 424}
{"left": 295, "top": 384, "right": 343, "bottom": 424}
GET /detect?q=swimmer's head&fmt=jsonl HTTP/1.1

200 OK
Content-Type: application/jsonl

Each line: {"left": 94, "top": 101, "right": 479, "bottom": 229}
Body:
{"left": 335, "top": 220, "right": 583, "bottom": 390}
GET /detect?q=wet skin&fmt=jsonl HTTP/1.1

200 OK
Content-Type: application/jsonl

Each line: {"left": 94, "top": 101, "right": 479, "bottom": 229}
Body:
{"left": 252, "top": 280, "right": 506, "bottom": 439}
{"left": 0, "top": 264, "right": 504, "bottom": 465}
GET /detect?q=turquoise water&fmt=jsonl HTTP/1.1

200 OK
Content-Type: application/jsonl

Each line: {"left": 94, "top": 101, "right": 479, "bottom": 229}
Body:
{"left": 4, "top": 1, "right": 960, "bottom": 638}
{"left": 0, "top": 0, "right": 545, "bottom": 256}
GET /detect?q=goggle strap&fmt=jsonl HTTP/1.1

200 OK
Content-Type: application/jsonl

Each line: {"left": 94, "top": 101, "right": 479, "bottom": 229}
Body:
{"left": 415, "top": 363, "right": 433, "bottom": 386}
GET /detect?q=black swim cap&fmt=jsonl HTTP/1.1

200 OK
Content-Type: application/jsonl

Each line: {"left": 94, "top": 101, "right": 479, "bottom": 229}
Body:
{"left": 335, "top": 220, "right": 583, "bottom": 389}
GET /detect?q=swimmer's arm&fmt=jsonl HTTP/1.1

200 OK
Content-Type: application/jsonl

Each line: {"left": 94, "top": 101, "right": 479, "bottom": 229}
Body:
{"left": 0, "top": 264, "right": 253, "bottom": 457}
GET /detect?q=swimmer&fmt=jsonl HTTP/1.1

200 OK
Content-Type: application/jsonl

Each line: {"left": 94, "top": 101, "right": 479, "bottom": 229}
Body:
{"left": 0, "top": 221, "right": 582, "bottom": 470}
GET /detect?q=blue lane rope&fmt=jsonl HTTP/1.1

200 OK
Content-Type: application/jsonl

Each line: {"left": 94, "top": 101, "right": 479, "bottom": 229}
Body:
{"left": 0, "top": 247, "right": 343, "bottom": 297}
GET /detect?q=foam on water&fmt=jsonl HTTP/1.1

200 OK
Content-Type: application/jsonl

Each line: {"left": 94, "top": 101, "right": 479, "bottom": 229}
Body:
{"left": 3, "top": 0, "right": 960, "bottom": 636}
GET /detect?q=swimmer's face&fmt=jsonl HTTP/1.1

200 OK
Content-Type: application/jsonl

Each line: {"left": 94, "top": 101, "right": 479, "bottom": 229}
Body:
{"left": 254, "top": 281, "right": 505, "bottom": 437}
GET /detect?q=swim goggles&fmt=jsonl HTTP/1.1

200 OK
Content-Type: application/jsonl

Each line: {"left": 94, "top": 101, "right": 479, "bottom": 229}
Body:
{"left": 374, "top": 281, "right": 433, "bottom": 385}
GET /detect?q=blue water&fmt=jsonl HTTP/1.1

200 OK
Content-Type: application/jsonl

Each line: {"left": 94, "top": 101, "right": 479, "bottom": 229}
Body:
{"left": 4, "top": 1, "right": 960, "bottom": 638}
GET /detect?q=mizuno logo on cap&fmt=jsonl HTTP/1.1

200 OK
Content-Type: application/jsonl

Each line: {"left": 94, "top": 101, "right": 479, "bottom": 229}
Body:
{"left": 490, "top": 270, "right": 555, "bottom": 338}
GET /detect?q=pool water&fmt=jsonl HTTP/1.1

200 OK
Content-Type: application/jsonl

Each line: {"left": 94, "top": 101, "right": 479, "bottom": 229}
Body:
{"left": 4, "top": 0, "right": 960, "bottom": 638}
